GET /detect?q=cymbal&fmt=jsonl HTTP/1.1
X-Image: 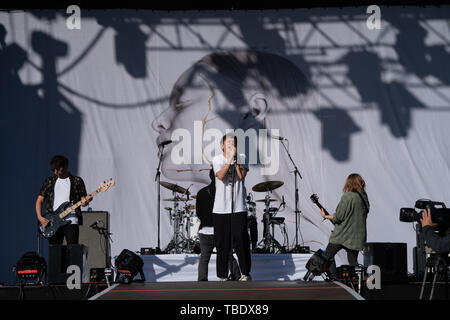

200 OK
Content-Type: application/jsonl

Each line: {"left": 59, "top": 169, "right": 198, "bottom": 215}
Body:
{"left": 160, "top": 181, "right": 190, "bottom": 195}
{"left": 252, "top": 181, "right": 284, "bottom": 192}
{"left": 255, "top": 199, "right": 278, "bottom": 202}
{"left": 163, "top": 197, "right": 191, "bottom": 202}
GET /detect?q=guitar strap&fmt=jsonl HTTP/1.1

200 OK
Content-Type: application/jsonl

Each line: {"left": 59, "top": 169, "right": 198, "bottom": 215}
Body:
{"left": 356, "top": 191, "right": 369, "bottom": 214}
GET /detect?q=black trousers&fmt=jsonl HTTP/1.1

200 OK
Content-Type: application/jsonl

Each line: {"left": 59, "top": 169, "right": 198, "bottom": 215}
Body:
{"left": 198, "top": 233, "right": 241, "bottom": 281}
{"left": 325, "top": 242, "right": 359, "bottom": 278}
{"left": 247, "top": 216, "right": 258, "bottom": 250}
{"left": 48, "top": 224, "right": 79, "bottom": 245}
{"left": 213, "top": 212, "right": 251, "bottom": 278}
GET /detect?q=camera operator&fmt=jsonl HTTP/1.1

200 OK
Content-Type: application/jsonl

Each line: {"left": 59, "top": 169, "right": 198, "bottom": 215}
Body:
{"left": 420, "top": 208, "right": 450, "bottom": 253}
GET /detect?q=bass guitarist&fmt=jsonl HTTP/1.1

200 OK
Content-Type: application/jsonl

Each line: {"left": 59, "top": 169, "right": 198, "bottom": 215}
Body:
{"left": 319, "top": 173, "right": 370, "bottom": 280}
{"left": 35, "top": 155, "right": 92, "bottom": 245}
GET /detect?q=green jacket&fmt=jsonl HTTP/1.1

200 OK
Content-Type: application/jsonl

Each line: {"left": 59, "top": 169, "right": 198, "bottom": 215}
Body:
{"left": 329, "top": 191, "right": 370, "bottom": 251}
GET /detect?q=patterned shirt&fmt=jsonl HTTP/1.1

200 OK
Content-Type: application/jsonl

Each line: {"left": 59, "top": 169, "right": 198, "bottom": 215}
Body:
{"left": 38, "top": 174, "right": 87, "bottom": 225}
{"left": 329, "top": 191, "right": 370, "bottom": 251}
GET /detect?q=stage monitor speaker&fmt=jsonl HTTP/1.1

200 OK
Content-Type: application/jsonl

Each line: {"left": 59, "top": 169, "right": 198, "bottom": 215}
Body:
{"left": 48, "top": 244, "right": 88, "bottom": 284}
{"left": 363, "top": 242, "right": 408, "bottom": 283}
{"left": 64, "top": 211, "right": 110, "bottom": 272}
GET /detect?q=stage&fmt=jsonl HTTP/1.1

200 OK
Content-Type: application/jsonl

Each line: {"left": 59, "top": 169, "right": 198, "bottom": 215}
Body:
{"left": 89, "top": 280, "right": 363, "bottom": 300}
{"left": 139, "top": 253, "right": 313, "bottom": 282}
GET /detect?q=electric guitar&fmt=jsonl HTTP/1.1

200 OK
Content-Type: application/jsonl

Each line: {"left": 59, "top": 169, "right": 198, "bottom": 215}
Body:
{"left": 39, "top": 179, "right": 115, "bottom": 238}
{"left": 310, "top": 193, "right": 334, "bottom": 225}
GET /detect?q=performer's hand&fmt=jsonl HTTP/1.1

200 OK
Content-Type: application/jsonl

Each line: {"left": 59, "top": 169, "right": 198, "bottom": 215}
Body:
{"left": 226, "top": 146, "right": 237, "bottom": 164}
{"left": 81, "top": 194, "right": 93, "bottom": 206}
{"left": 421, "top": 208, "right": 437, "bottom": 228}
{"left": 320, "top": 208, "right": 326, "bottom": 219}
{"left": 39, "top": 217, "right": 49, "bottom": 228}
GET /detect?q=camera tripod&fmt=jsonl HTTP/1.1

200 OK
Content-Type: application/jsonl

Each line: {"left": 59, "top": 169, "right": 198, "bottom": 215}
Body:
{"left": 419, "top": 254, "right": 449, "bottom": 300}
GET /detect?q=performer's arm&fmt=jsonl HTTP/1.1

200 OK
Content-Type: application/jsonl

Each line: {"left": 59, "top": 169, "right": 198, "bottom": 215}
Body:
{"left": 216, "top": 160, "right": 233, "bottom": 181}
{"left": 236, "top": 163, "right": 248, "bottom": 180}
{"left": 320, "top": 208, "right": 334, "bottom": 222}
{"left": 35, "top": 195, "right": 49, "bottom": 227}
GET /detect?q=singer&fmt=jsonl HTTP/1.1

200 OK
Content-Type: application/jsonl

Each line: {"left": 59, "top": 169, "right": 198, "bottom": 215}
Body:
{"left": 212, "top": 133, "right": 252, "bottom": 281}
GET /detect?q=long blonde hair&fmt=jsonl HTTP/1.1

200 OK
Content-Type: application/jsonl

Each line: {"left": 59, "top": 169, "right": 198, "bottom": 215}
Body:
{"left": 343, "top": 173, "right": 366, "bottom": 193}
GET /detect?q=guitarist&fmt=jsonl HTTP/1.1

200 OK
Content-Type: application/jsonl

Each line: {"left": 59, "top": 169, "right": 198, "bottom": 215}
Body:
{"left": 320, "top": 173, "right": 370, "bottom": 280}
{"left": 35, "top": 155, "right": 92, "bottom": 245}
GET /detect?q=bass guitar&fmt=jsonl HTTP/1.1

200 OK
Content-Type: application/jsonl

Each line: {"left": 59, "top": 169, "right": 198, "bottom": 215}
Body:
{"left": 310, "top": 193, "right": 334, "bottom": 225}
{"left": 40, "top": 179, "right": 115, "bottom": 238}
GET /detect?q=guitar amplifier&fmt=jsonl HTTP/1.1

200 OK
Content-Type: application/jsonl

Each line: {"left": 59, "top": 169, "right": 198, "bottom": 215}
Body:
{"left": 64, "top": 211, "right": 110, "bottom": 272}
{"left": 363, "top": 242, "right": 408, "bottom": 283}
{"left": 48, "top": 244, "right": 89, "bottom": 284}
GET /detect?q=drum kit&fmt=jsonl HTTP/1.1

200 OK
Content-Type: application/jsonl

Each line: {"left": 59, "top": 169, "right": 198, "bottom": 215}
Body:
{"left": 250, "top": 181, "right": 288, "bottom": 253}
{"left": 160, "top": 182, "right": 200, "bottom": 254}
{"left": 160, "top": 179, "right": 289, "bottom": 254}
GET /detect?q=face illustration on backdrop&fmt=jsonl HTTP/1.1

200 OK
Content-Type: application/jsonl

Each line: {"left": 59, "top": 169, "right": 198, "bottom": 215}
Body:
{"left": 152, "top": 50, "right": 313, "bottom": 184}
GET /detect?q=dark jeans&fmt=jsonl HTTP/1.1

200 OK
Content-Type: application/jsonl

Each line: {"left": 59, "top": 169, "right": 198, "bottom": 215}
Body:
{"left": 213, "top": 212, "right": 251, "bottom": 278}
{"left": 48, "top": 224, "right": 79, "bottom": 245}
{"left": 325, "top": 242, "right": 359, "bottom": 279}
{"left": 198, "top": 233, "right": 241, "bottom": 281}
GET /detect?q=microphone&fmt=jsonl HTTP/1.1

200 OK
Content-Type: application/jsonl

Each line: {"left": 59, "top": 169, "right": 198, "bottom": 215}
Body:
{"left": 281, "top": 196, "right": 286, "bottom": 209}
{"left": 271, "top": 135, "right": 287, "bottom": 141}
{"left": 158, "top": 140, "right": 172, "bottom": 147}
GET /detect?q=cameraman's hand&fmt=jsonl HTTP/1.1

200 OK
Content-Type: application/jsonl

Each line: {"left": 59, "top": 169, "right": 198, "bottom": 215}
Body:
{"left": 420, "top": 208, "right": 438, "bottom": 228}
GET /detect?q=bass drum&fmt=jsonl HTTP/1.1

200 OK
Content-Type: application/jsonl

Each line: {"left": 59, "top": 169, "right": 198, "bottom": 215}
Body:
{"left": 247, "top": 201, "right": 256, "bottom": 218}
{"left": 184, "top": 216, "right": 201, "bottom": 240}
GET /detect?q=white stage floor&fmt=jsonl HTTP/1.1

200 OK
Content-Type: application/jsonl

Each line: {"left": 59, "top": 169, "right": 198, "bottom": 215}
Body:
{"left": 140, "top": 253, "right": 314, "bottom": 282}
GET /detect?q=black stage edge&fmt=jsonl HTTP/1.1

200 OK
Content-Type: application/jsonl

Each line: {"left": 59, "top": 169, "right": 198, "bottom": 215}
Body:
{"left": 91, "top": 280, "right": 361, "bottom": 300}
{"left": 0, "top": 283, "right": 108, "bottom": 300}
{"left": 1, "top": 279, "right": 449, "bottom": 301}
{"left": 361, "top": 281, "right": 450, "bottom": 300}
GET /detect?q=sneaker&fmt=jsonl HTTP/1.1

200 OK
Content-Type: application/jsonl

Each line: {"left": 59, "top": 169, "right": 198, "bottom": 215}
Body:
{"left": 219, "top": 277, "right": 228, "bottom": 281}
{"left": 239, "top": 274, "right": 252, "bottom": 281}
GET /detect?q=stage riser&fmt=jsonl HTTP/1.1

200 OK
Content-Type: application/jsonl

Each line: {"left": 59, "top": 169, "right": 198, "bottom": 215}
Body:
{"left": 140, "top": 253, "right": 313, "bottom": 282}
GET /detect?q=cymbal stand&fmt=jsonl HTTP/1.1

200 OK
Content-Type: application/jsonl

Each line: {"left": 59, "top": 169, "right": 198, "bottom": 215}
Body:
{"left": 257, "top": 191, "right": 284, "bottom": 253}
{"left": 181, "top": 199, "right": 197, "bottom": 253}
{"left": 164, "top": 192, "right": 184, "bottom": 253}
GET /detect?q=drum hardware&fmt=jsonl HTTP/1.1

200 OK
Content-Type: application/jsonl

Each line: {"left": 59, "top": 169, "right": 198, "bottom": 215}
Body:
{"left": 252, "top": 182, "right": 287, "bottom": 253}
{"left": 161, "top": 181, "right": 199, "bottom": 254}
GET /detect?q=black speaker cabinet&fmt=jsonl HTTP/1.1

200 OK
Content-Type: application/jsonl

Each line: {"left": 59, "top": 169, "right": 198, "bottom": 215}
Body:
{"left": 363, "top": 242, "right": 408, "bottom": 283}
{"left": 64, "top": 211, "right": 110, "bottom": 272}
{"left": 48, "top": 244, "right": 88, "bottom": 284}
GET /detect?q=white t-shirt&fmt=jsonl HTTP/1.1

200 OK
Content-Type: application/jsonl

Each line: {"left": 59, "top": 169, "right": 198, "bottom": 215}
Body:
{"left": 212, "top": 154, "right": 249, "bottom": 214}
{"left": 53, "top": 177, "right": 78, "bottom": 225}
{"left": 198, "top": 226, "right": 214, "bottom": 235}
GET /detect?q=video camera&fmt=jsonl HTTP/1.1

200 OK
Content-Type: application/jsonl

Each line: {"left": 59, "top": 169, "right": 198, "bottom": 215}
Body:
{"left": 400, "top": 199, "right": 450, "bottom": 231}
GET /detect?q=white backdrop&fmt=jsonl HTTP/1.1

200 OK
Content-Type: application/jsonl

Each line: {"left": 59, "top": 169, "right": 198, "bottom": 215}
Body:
{"left": 1, "top": 7, "right": 450, "bottom": 284}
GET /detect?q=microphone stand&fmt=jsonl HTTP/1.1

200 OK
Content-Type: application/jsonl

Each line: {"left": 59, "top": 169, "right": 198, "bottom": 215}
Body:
{"left": 230, "top": 154, "right": 237, "bottom": 278}
{"left": 279, "top": 139, "right": 304, "bottom": 252}
{"left": 155, "top": 144, "right": 165, "bottom": 252}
